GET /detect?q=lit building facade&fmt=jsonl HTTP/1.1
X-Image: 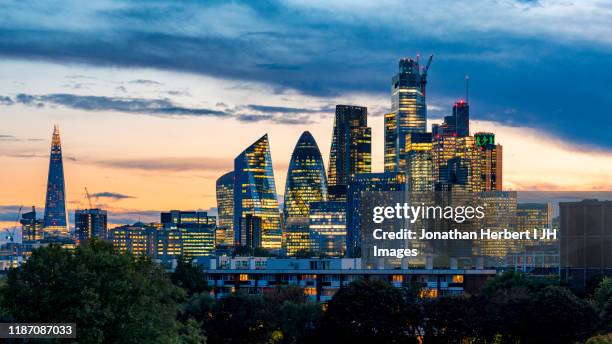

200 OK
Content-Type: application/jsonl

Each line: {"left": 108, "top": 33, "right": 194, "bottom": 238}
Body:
{"left": 328, "top": 105, "right": 371, "bottom": 200}
{"left": 405, "top": 132, "right": 434, "bottom": 192}
{"left": 284, "top": 131, "right": 328, "bottom": 255}
{"left": 474, "top": 132, "right": 503, "bottom": 191}
{"left": 347, "top": 172, "right": 408, "bottom": 256}
{"left": 215, "top": 171, "right": 234, "bottom": 246}
{"left": 75, "top": 208, "right": 108, "bottom": 245}
{"left": 161, "top": 210, "right": 216, "bottom": 260}
{"left": 195, "top": 256, "right": 496, "bottom": 303}
{"left": 386, "top": 55, "right": 431, "bottom": 172}
{"left": 20, "top": 206, "right": 44, "bottom": 242}
{"left": 43, "top": 125, "right": 69, "bottom": 237}
{"left": 111, "top": 224, "right": 157, "bottom": 257}
{"left": 233, "top": 134, "right": 282, "bottom": 250}
{"left": 308, "top": 201, "right": 347, "bottom": 257}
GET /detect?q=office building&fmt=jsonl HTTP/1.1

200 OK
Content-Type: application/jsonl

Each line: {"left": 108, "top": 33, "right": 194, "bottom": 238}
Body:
{"left": 328, "top": 105, "right": 371, "bottom": 200}
{"left": 43, "top": 125, "right": 69, "bottom": 237}
{"left": 111, "top": 223, "right": 157, "bottom": 257}
{"left": 405, "top": 132, "right": 434, "bottom": 192}
{"left": 216, "top": 171, "right": 234, "bottom": 246}
{"left": 284, "top": 131, "right": 328, "bottom": 255}
{"left": 161, "top": 210, "right": 216, "bottom": 259}
{"left": 308, "top": 201, "right": 347, "bottom": 257}
{"left": 75, "top": 208, "right": 108, "bottom": 245}
{"left": 560, "top": 200, "right": 612, "bottom": 290}
{"left": 432, "top": 99, "right": 470, "bottom": 138}
{"left": 474, "top": 132, "right": 503, "bottom": 191}
{"left": 347, "top": 172, "right": 407, "bottom": 255}
{"left": 516, "top": 202, "right": 554, "bottom": 247}
{"left": 386, "top": 55, "right": 432, "bottom": 172}
{"left": 233, "top": 134, "right": 282, "bottom": 250}
{"left": 20, "top": 206, "right": 44, "bottom": 242}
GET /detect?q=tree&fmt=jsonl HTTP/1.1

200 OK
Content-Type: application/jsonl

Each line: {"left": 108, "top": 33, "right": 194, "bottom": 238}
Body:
{"left": 0, "top": 240, "right": 187, "bottom": 343}
{"left": 422, "top": 295, "right": 481, "bottom": 343}
{"left": 171, "top": 260, "right": 210, "bottom": 295}
{"left": 319, "top": 279, "right": 417, "bottom": 343}
{"left": 206, "top": 294, "right": 271, "bottom": 344}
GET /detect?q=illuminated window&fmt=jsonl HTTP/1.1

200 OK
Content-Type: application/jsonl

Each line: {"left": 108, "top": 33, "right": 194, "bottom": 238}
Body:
{"left": 239, "top": 274, "right": 249, "bottom": 281}
{"left": 452, "top": 275, "right": 464, "bottom": 283}
{"left": 391, "top": 275, "right": 404, "bottom": 283}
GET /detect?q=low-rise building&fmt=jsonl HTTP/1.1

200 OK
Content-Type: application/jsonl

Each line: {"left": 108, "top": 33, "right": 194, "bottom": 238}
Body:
{"left": 195, "top": 256, "right": 496, "bottom": 303}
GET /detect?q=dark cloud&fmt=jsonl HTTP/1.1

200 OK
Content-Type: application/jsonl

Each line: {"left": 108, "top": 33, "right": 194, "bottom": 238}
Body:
{"left": 0, "top": 1, "right": 611, "bottom": 148}
{"left": 13, "top": 93, "right": 228, "bottom": 118}
{"left": 91, "top": 192, "right": 134, "bottom": 200}
{"left": 0, "top": 96, "right": 13, "bottom": 105}
{"left": 3, "top": 93, "right": 320, "bottom": 125}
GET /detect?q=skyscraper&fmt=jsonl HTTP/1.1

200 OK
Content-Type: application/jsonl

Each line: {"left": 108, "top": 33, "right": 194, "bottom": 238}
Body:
{"left": 43, "top": 125, "right": 69, "bottom": 237}
{"left": 328, "top": 105, "right": 371, "bottom": 200}
{"left": 308, "top": 201, "right": 347, "bottom": 257}
{"left": 386, "top": 55, "right": 432, "bottom": 172}
{"left": 216, "top": 171, "right": 234, "bottom": 246}
{"left": 75, "top": 208, "right": 108, "bottom": 245}
{"left": 347, "top": 172, "right": 407, "bottom": 256}
{"left": 283, "top": 131, "right": 328, "bottom": 255}
{"left": 432, "top": 100, "right": 470, "bottom": 138}
{"left": 474, "top": 132, "right": 503, "bottom": 191}
{"left": 233, "top": 134, "right": 282, "bottom": 250}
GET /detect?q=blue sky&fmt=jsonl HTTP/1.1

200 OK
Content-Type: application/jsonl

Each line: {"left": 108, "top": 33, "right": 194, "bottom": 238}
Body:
{"left": 1, "top": 0, "right": 611, "bottom": 148}
{"left": 2, "top": 0, "right": 612, "bottom": 230}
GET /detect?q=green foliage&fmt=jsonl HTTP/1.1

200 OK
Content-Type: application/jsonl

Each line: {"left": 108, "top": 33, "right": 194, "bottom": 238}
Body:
{"left": 595, "top": 277, "right": 612, "bottom": 309}
{"left": 0, "top": 240, "right": 187, "bottom": 344}
{"left": 206, "top": 294, "right": 271, "bottom": 344}
{"left": 320, "top": 279, "right": 418, "bottom": 343}
{"left": 171, "top": 260, "right": 210, "bottom": 296}
{"left": 586, "top": 333, "right": 612, "bottom": 344}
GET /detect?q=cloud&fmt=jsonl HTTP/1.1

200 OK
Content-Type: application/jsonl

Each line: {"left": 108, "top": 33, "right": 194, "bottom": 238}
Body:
{"left": 13, "top": 93, "right": 228, "bottom": 118}
{"left": 0, "top": 96, "right": 13, "bottom": 105}
{"left": 3, "top": 93, "right": 324, "bottom": 125}
{"left": 91, "top": 192, "right": 134, "bottom": 200}
{"left": 91, "top": 157, "right": 232, "bottom": 172}
{"left": 0, "top": 1, "right": 611, "bottom": 149}
{"left": 128, "top": 79, "right": 163, "bottom": 86}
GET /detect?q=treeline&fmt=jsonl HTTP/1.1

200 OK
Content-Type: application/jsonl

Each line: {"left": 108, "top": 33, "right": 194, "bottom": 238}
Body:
{"left": 0, "top": 241, "right": 611, "bottom": 343}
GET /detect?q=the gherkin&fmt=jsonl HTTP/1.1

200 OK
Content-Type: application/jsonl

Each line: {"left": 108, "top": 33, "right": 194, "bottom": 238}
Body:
{"left": 283, "top": 131, "right": 328, "bottom": 255}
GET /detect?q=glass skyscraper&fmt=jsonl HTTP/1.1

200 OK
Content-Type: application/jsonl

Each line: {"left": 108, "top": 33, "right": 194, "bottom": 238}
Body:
{"left": 328, "top": 105, "right": 371, "bottom": 200}
{"left": 386, "top": 55, "right": 432, "bottom": 172}
{"left": 43, "top": 125, "right": 69, "bottom": 237}
{"left": 283, "top": 131, "right": 328, "bottom": 255}
{"left": 233, "top": 134, "right": 282, "bottom": 250}
{"left": 216, "top": 171, "right": 234, "bottom": 246}
{"left": 308, "top": 201, "right": 346, "bottom": 257}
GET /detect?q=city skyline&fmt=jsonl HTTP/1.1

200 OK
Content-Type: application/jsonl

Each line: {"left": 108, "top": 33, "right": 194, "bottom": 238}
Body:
{"left": 3, "top": 1, "right": 612, "bottom": 229}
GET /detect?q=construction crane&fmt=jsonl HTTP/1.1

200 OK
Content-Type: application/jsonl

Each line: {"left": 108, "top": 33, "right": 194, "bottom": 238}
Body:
{"left": 4, "top": 206, "right": 22, "bottom": 243}
{"left": 85, "top": 187, "right": 94, "bottom": 209}
{"left": 420, "top": 54, "right": 434, "bottom": 95}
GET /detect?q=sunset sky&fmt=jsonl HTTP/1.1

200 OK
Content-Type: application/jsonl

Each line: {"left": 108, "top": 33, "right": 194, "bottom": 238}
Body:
{"left": 2, "top": 0, "right": 612, "bottom": 229}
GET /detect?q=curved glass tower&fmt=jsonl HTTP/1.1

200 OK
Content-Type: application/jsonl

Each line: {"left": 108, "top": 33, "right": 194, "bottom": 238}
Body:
{"left": 283, "top": 132, "right": 328, "bottom": 255}
{"left": 233, "top": 134, "right": 282, "bottom": 250}
{"left": 43, "top": 125, "right": 69, "bottom": 237}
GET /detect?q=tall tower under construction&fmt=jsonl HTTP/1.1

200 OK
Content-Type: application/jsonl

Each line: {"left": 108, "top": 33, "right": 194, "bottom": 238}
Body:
{"left": 43, "top": 125, "right": 69, "bottom": 237}
{"left": 385, "top": 55, "right": 432, "bottom": 172}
